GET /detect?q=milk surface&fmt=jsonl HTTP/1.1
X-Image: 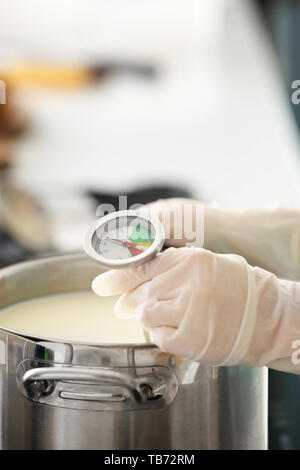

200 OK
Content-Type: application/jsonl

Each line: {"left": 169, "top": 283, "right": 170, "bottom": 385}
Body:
{"left": 0, "top": 291, "right": 146, "bottom": 344}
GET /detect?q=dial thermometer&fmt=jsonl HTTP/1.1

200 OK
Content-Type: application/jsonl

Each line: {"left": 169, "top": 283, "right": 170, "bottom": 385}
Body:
{"left": 84, "top": 210, "right": 165, "bottom": 269}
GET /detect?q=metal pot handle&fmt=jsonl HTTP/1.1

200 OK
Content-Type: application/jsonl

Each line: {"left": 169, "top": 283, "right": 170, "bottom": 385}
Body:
{"left": 22, "top": 366, "right": 150, "bottom": 403}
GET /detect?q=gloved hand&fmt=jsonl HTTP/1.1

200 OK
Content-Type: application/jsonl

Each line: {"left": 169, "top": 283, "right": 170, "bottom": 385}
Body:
{"left": 92, "top": 247, "right": 300, "bottom": 374}
{"left": 145, "top": 198, "right": 300, "bottom": 280}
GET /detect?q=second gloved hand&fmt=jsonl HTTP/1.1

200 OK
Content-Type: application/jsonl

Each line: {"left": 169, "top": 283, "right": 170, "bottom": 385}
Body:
{"left": 92, "top": 247, "right": 300, "bottom": 373}
{"left": 92, "top": 247, "right": 257, "bottom": 365}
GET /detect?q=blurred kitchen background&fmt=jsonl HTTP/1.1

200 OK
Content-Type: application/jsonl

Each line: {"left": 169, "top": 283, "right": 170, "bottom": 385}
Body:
{"left": 1, "top": 0, "right": 300, "bottom": 450}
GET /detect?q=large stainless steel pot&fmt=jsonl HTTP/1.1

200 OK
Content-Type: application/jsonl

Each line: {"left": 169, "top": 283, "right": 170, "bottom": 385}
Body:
{"left": 0, "top": 254, "right": 268, "bottom": 450}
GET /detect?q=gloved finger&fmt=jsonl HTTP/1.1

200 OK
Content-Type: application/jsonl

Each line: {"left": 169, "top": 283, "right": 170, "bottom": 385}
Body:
{"left": 150, "top": 326, "right": 178, "bottom": 353}
{"left": 114, "top": 282, "right": 152, "bottom": 319}
{"left": 92, "top": 247, "right": 180, "bottom": 296}
{"left": 135, "top": 298, "right": 182, "bottom": 329}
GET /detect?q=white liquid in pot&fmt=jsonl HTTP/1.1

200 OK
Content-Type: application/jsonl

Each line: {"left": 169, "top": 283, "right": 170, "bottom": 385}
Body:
{"left": 0, "top": 291, "right": 146, "bottom": 344}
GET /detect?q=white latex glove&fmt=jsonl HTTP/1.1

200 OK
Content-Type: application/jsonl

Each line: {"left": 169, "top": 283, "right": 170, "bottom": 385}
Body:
{"left": 145, "top": 198, "right": 300, "bottom": 281}
{"left": 92, "top": 247, "right": 300, "bottom": 374}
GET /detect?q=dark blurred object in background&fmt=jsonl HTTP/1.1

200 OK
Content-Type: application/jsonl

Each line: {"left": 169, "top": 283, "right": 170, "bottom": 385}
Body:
{"left": 0, "top": 179, "right": 53, "bottom": 267}
{"left": 0, "top": 87, "right": 50, "bottom": 268}
{"left": 0, "top": 228, "right": 34, "bottom": 268}
{"left": 268, "top": 369, "right": 300, "bottom": 450}
{"left": 0, "top": 137, "right": 14, "bottom": 170}
{"left": 87, "top": 184, "right": 194, "bottom": 211}
{"left": 256, "top": 0, "right": 300, "bottom": 450}
{"left": 0, "top": 84, "right": 29, "bottom": 168}
{"left": 0, "top": 85, "right": 29, "bottom": 138}
{"left": 257, "top": 0, "right": 300, "bottom": 132}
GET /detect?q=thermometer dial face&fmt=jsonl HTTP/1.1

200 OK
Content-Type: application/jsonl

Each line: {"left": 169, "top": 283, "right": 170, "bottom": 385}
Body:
{"left": 84, "top": 211, "right": 164, "bottom": 269}
{"left": 94, "top": 215, "right": 155, "bottom": 260}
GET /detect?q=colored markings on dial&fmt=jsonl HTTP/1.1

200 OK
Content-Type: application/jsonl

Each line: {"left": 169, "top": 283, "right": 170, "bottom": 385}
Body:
{"left": 129, "top": 224, "right": 154, "bottom": 246}
{"left": 103, "top": 223, "right": 154, "bottom": 259}
{"left": 106, "top": 238, "right": 145, "bottom": 257}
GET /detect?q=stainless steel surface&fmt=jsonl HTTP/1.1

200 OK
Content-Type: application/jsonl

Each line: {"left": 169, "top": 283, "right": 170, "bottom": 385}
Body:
{"left": 21, "top": 366, "right": 149, "bottom": 404}
{"left": 17, "top": 360, "right": 179, "bottom": 410}
{"left": 0, "top": 253, "right": 268, "bottom": 449}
